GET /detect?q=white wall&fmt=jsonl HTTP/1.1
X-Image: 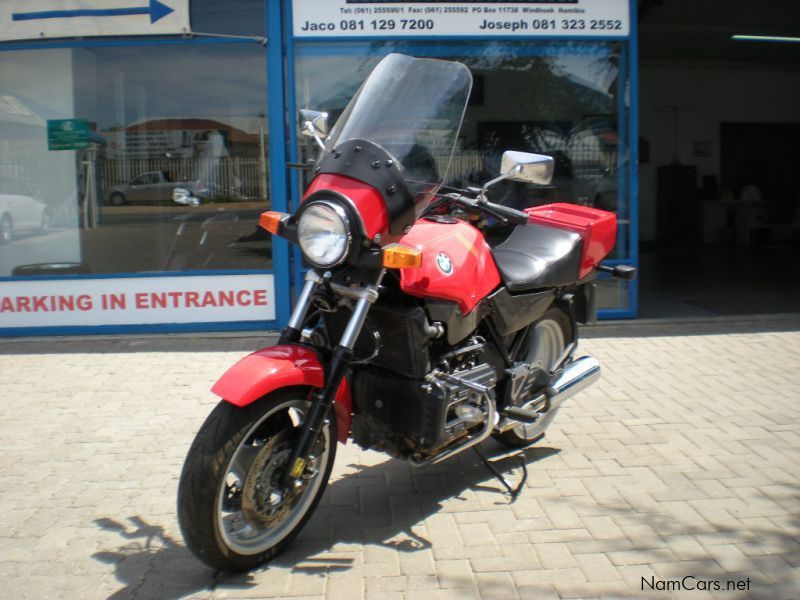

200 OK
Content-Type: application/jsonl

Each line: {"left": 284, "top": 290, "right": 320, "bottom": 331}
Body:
{"left": 638, "top": 62, "right": 800, "bottom": 241}
{"left": 0, "top": 48, "right": 83, "bottom": 276}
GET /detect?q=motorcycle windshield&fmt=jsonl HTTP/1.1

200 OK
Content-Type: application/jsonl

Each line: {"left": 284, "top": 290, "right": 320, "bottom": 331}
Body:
{"left": 328, "top": 53, "right": 472, "bottom": 216}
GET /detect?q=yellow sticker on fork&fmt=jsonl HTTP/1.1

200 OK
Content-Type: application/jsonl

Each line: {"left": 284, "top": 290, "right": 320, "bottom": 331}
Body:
{"left": 290, "top": 457, "right": 307, "bottom": 478}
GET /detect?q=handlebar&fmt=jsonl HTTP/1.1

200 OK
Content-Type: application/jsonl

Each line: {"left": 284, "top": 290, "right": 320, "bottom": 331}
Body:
{"left": 480, "top": 200, "right": 530, "bottom": 226}
{"left": 443, "top": 193, "right": 530, "bottom": 226}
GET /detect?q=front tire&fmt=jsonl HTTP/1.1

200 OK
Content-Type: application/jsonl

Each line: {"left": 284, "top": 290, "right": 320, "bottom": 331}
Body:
{"left": 177, "top": 388, "right": 336, "bottom": 572}
{"left": 494, "top": 307, "right": 572, "bottom": 448}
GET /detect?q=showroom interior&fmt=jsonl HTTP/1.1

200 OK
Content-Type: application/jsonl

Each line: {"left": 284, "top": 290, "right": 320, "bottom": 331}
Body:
{"left": 636, "top": 0, "right": 800, "bottom": 317}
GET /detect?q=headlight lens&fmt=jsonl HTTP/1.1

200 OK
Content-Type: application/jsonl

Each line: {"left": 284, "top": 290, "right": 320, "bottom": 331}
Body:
{"left": 297, "top": 200, "right": 352, "bottom": 268}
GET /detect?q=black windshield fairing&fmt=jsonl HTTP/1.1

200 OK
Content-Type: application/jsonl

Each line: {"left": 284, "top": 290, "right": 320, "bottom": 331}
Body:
{"left": 315, "top": 139, "right": 414, "bottom": 236}
{"left": 315, "top": 54, "right": 472, "bottom": 234}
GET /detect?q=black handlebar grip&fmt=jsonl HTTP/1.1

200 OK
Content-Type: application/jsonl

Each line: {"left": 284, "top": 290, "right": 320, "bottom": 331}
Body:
{"left": 487, "top": 203, "right": 530, "bottom": 226}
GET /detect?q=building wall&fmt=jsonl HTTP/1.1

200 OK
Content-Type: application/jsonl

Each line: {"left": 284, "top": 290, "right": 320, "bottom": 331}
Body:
{"left": 0, "top": 48, "right": 83, "bottom": 275}
{"left": 638, "top": 61, "right": 800, "bottom": 241}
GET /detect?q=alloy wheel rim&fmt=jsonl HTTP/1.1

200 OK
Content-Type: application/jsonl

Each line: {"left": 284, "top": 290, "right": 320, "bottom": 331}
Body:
{"left": 518, "top": 319, "right": 565, "bottom": 439}
{"left": 216, "top": 399, "right": 329, "bottom": 555}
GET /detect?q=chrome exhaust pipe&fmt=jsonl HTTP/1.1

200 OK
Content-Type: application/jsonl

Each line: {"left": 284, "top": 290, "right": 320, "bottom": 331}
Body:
{"left": 496, "top": 355, "right": 602, "bottom": 433}
{"left": 546, "top": 356, "right": 601, "bottom": 410}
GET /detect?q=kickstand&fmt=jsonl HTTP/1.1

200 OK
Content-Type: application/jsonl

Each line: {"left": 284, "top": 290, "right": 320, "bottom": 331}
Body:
{"left": 473, "top": 445, "right": 528, "bottom": 501}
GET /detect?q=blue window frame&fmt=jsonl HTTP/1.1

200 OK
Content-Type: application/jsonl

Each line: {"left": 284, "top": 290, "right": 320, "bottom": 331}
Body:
{"left": 0, "top": 0, "right": 292, "bottom": 336}
{"left": 0, "top": 0, "right": 638, "bottom": 336}
{"left": 285, "top": 0, "right": 638, "bottom": 318}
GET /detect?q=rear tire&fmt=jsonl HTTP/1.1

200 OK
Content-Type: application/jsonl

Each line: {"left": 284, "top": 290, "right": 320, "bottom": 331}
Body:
{"left": 39, "top": 209, "right": 51, "bottom": 234}
{"left": 177, "top": 388, "right": 336, "bottom": 572}
{"left": 110, "top": 193, "right": 125, "bottom": 206}
{"left": 494, "top": 307, "right": 572, "bottom": 448}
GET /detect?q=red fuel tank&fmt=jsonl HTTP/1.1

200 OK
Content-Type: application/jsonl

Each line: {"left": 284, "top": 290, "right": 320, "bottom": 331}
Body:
{"left": 397, "top": 218, "right": 501, "bottom": 314}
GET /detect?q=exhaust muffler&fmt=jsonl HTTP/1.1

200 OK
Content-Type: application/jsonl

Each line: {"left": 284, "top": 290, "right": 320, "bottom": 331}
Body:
{"left": 497, "top": 355, "right": 601, "bottom": 432}
{"left": 546, "top": 355, "right": 601, "bottom": 410}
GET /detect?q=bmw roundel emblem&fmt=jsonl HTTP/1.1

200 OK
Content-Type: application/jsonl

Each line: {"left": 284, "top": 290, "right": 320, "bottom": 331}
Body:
{"left": 436, "top": 252, "right": 453, "bottom": 275}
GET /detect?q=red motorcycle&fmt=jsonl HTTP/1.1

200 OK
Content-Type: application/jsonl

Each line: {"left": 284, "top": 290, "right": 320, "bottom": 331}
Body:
{"left": 177, "top": 54, "right": 635, "bottom": 572}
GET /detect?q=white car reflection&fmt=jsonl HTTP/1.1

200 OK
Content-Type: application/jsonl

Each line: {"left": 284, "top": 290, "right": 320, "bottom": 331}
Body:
{"left": 0, "top": 190, "right": 49, "bottom": 244}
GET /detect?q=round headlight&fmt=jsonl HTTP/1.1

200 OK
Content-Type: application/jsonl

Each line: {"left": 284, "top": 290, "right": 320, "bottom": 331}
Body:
{"left": 297, "top": 200, "right": 352, "bottom": 268}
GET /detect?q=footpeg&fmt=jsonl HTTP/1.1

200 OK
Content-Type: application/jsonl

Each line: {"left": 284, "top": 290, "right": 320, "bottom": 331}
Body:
{"left": 501, "top": 406, "right": 542, "bottom": 424}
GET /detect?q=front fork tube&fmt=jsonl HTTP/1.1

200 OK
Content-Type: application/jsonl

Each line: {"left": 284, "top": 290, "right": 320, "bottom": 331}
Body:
{"left": 281, "top": 270, "right": 383, "bottom": 484}
{"left": 277, "top": 276, "right": 317, "bottom": 344}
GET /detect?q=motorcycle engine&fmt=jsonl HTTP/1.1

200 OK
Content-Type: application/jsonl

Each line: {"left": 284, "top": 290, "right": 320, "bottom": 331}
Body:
{"left": 350, "top": 336, "right": 498, "bottom": 457}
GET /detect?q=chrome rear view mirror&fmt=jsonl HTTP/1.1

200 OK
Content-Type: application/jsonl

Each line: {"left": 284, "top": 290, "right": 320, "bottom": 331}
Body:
{"left": 500, "top": 151, "right": 554, "bottom": 186}
{"left": 299, "top": 109, "right": 329, "bottom": 150}
{"left": 480, "top": 150, "right": 555, "bottom": 195}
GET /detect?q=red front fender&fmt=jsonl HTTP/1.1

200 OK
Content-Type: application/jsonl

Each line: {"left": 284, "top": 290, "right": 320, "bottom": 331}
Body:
{"left": 211, "top": 345, "right": 352, "bottom": 443}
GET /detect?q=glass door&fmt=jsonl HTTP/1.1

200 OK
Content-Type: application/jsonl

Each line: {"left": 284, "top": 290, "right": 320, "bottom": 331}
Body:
{"left": 290, "top": 39, "right": 637, "bottom": 316}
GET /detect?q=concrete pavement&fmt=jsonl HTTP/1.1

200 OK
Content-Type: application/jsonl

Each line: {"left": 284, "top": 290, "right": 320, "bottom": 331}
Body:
{"left": 0, "top": 321, "right": 798, "bottom": 599}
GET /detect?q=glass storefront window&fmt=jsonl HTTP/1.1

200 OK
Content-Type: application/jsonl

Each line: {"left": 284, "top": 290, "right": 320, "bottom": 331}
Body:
{"left": 0, "top": 43, "right": 270, "bottom": 277}
{"left": 190, "top": 0, "right": 266, "bottom": 37}
{"left": 294, "top": 40, "right": 632, "bottom": 310}
{"left": 595, "top": 276, "right": 632, "bottom": 314}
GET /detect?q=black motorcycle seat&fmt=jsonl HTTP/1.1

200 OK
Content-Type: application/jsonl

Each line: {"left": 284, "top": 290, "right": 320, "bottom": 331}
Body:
{"left": 491, "top": 223, "right": 583, "bottom": 292}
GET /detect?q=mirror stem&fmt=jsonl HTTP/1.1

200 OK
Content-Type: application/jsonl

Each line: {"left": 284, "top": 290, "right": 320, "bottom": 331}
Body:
{"left": 480, "top": 165, "right": 521, "bottom": 198}
{"left": 304, "top": 122, "right": 327, "bottom": 151}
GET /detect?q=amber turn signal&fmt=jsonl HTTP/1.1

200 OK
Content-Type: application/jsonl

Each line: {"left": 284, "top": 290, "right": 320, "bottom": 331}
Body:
{"left": 259, "top": 211, "right": 288, "bottom": 234}
{"left": 382, "top": 243, "right": 423, "bottom": 269}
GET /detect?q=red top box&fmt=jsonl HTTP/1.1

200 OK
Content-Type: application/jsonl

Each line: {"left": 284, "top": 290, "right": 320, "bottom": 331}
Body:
{"left": 524, "top": 203, "right": 617, "bottom": 279}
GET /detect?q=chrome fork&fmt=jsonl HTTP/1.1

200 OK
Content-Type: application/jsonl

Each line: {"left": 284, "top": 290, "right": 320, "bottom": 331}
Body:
{"left": 280, "top": 269, "right": 384, "bottom": 484}
{"left": 283, "top": 270, "right": 383, "bottom": 349}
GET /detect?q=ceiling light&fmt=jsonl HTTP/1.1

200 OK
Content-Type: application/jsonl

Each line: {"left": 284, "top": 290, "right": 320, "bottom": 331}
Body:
{"left": 731, "top": 35, "right": 800, "bottom": 43}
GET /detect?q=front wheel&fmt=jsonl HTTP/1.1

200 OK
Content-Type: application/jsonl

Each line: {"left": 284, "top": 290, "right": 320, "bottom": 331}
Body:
{"left": 177, "top": 388, "right": 336, "bottom": 572}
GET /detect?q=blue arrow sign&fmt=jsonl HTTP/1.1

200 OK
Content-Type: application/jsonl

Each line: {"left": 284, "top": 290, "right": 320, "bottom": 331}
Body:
{"left": 13, "top": 0, "right": 174, "bottom": 24}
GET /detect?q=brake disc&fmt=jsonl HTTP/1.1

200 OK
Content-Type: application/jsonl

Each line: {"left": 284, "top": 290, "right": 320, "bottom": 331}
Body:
{"left": 241, "top": 432, "right": 303, "bottom": 528}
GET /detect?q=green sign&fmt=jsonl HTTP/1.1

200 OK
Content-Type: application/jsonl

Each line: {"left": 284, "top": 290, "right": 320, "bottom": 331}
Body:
{"left": 47, "top": 119, "right": 90, "bottom": 151}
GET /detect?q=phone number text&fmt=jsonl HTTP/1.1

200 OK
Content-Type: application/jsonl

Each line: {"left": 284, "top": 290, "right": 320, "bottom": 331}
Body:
{"left": 299, "top": 18, "right": 435, "bottom": 32}
{"left": 298, "top": 17, "right": 624, "bottom": 34}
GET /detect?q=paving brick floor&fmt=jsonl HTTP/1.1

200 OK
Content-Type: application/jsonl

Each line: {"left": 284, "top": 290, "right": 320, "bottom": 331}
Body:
{"left": 0, "top": 324, "right": 798, "bottom": 599}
